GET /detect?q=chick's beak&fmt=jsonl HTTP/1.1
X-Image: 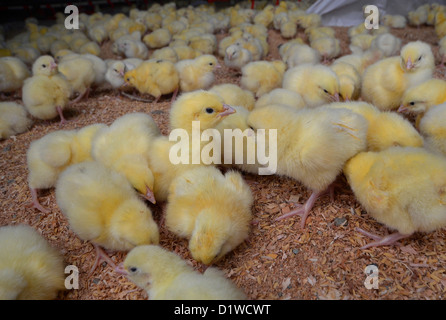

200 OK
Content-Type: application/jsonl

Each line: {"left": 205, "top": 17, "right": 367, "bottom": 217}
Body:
{"left": 50, "top": 62, "right": 58, "bottom": 70}
{"left": 216, "top": 63, "right": 222, "bottom": 69}
{"left": 144, "top": 187, "right": 156, "bottom": 204}
{"left": 406, "top": 57, "right": 413, "bottom": 70}
{"left": 397, "top": 104, "right": 408, "bottom": 113}
{"left": 115, "top": 263, "right": 128, "bottom": 275}
{"left": 218, "top": 104, "right": 236, "bottom": 118}
{"left": 333, "top": 92, "right": 340, "bottom": 102}
{"left": 119, "top": 70, "right": 125, "bottom": 77}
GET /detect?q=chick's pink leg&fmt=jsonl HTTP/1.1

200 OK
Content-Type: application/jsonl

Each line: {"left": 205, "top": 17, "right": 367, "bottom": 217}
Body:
{"left": 88, "top": 244, "right": 118, "bottom": 277}
{"left": 56, "top": 106, "right": 67, "bottom": 125}
{"left": 356, "top": 227, "right": 410, "bottom": 249}
{"left": 26, "top": 187, "right": 50, "bottom": 213}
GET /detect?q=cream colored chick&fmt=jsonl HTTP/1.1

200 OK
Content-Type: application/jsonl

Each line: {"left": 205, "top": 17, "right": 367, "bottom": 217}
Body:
{"left": 0, "top": 56, "right": 30, "bottom": 94}
{"left": 26, "top": 123, "right": 105, "bottom": 213}
{"left": 0, "top": 102, "right": 32, "bottom": 139}
{"left": 124, "top": 59, "right": 179, "bottom": 103}
{"left": 151, "top": 47, "right": 179, "bottom": 63}
{"left": 22, "top": 55, "right": 71, "bottom": 123}
{"left": 310, "top": 36, "right": 341, "bottom": 63}
{"left": 118, "top": 38, "right": 149, "bottom": 59}
{"left": 296, "top": 13, "right": 321, "bottom": 29}
{"left": 349, "top": 34, "right": 376, "bottom": 53}
{"left": 253, "top": 4, "right": 275, "bottom": 28}
{"left": 408, "top": 6, "right": 428, "bottom": 27}
{"left": 57, "top": 55, "right": 95, "bottom": 103}
{"left": 224, "top": 43, "right": 252, "bottom": 71}
{"left": 0, "top": 224, "right": 65, "bottom": 300}
{"left": 56, "top": 161, "right": 159, "bottom": 274}
{"left": 361, "top": 41, "right": 435, "bottom": 111}
{"left": 105, "top": 58, "right": 142, "bottom": 89}
{"left": 92, "top": 113, "right": 159, "bottom": 204}
{"left": 240, "top": 60, "right": 286, "bottom": 98}
{"left": 330, "top": 61, "right": 361, "bottom": 101}
{"left": 344, "top": 147, "right": 446, "bottom": 249}
{"left": 326, "top": 101, "right": 423, "bottom": 151}
{"left": 419, "top": 102, "right": 446, "bottom": 156}
{"left": 254, "top": 88, "right": 306, "bottom": 110}
{"left": 282, "top": 64, "right": 340, "bottom": 108}
{"left": 12, "top": 46, "right": 40, "bottom": 66}
{"left": 369, "top": 33, "right": 402, "bottom": 58}
{"left": 117, "top": 245, "right": 246, "bottom": 300}
{"left": 281, "top": 43, "right": 321, "bottom": 69}
{"left": 175, "top": 54, "right": 220, "bottom": 92}
{"left": 436, "top": 11, "right": 446, "bottom": 39}
{"left": 248, "top": 104, "right": 368, "bottom": 228}
{"left": 143, "top": 28, "right": 171, "bottom": 49}
{"left": 166, "top": 166, "right": 253, "bottom": 265}
{"left": 209, "top": 83, "right": 255, "bottom": 111}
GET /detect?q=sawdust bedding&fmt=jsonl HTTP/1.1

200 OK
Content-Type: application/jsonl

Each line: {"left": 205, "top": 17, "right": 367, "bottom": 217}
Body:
{"left": 1, "top": 23, "right": 446, "bottom": 301}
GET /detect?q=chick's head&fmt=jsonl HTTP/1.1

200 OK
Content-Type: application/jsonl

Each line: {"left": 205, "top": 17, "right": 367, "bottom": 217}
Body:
{"left": 111, "top": 61, "right": 126, "bottom": 78}
{"left": 124, "top": 69, "right": 137, "bottom": 86}
{"left": 196, "top": 54, "right": 220, "bottom": 72}
{"left": 32, "top": 55, "right": 58, "bottom": 76}
{"left": 170, "top": 90, "right": 236, "bottom": 131}
{"left": 316, "top": 69, "right": 340, "bottom": 103}
{"left": 400, "top": 41, "right": 434, "bottom": 72}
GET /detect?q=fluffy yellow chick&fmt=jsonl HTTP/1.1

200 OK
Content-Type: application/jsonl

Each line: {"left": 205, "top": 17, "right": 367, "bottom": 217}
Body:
{"left": 0, "top": 56, "right": 30, "bottom": 94}
{"left": 117, "top": 37, "right": 149, "bottom": 59}
{"left": 280, "top": 43, "right": 321, "bottom": 68}
{"left": 12, "top": 46, "right": 40, "bottom": 66}
{"left": 91, "top": 113, "right": 159, "bottom": 204}
{"left": 166, "top": 166, "right": 253, "bottom": 265}
{"left": 22, "top": 55, "right": 71, "bottom": 123}
{"left": 125, "top": 59, "right": 179, "bottom": 103}
{"left": 296, "top": 13, "right": 321, "bottom": 29}
{"left": 175, "top": 54, "right": 220, "bottom": 92}
{"left": 57, "top": 55, "right": 95, "bottom": 103}
{"left": 0, "top": 102, "right": 32, "bottom": 139}
{"left": 368, "top": 33, "right": 402, "bottom": 58}
{"left": 326, "top": 101, "right": 423, "bottom": 151}
{"left": 55, "top": 161, "right": 159, "bottom": 274}
{"left": 254, "top": 88, "right": 306, "bottom": 110}
{"left": 436, "top": 11, "right": 446, "bottom": 38}
{"left": 79, "top": 41, "right": 101, "bottom": 56}
{"left": 330, "top": 61, "right": 361, "bottom": 101}
{"left": 382, "top": 14, "right": 407, "bottom": 28}
{"left": 362, "top": 41, "right": 435, "bottom": 111}
{"left": 209, "top": 83, "right": 255, "bottom": 111}
{"left": 310, "top": 36, "right": 341, "bottom": 63}
{"left": 26, "top": 123, "right": 106, "bottom": 213}
{"left": 248, "top": 104, "right": 368, "bottom": 228}
{"left": 240, "top": 60, "right": 286, "bottom": 98}
{"left": 142, "top": 28, "right": 171, "bottom": 49}
{"left": 282, "top": 64, "right": 340, "bottom": 108}
{"left": 117, "top": 245, "right": 246, "bottom": 300}
{"left": 224, "top": 43, "right": 252, "bottom": 71}
{"left": 408, "top": 6, "right": 428, "bottom": 27}
{"left": 253, "top": 4, "right": 275, "bottom": 28}
{"left": 0, "top": 224, "right": 65, "bottom": 300}
{"left": 349, "top": 34, "right": 376, "bottom": 52}
{"left": 398, "top": 79, "right": 446, "bottom": 126}
{"left": 344, "top": 147, "right": 446, "bottom": 249}
{"left": 419, "top": 102, "right": 446, "bottom": 156}
{"left": 151, "top": 47, "right": 179, "bottom": 63}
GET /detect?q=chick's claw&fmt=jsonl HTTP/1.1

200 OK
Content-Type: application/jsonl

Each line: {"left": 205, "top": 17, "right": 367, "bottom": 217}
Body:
{"left": 88, "top": 244, "right": 118, "bottom": 277}
{"left": 356, "top": 227, "right": 409, "bottom": 249}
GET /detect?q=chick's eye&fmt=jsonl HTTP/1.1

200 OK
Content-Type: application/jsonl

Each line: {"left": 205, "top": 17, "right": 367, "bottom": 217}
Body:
{"left": 417, "top": 56, "right": 422, "bottom": 61}
{"left": 205, "top": 107, "right": 214, "bottom": 114}
{"left": 323, "top": 89, "right": 328, "bottom": 93}
{"left": 129, "top": 267, "right": 138, "bottom": 273}
{"left": 42, "top": 64, "right": 46, "bottom": 68}
{"left": 209, "top": 62, "right": 213, "bottom": 65}
{"left": 409, "top": 102, "right": 415, "bottom": 106}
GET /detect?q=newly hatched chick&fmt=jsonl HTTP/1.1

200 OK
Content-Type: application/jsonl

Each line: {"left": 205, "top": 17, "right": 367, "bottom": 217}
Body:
{"left": 26, "top": 123, "right": 106, "bottom": 213}
{"left": 118, "top": 37, "right": 149, "bottom": 59}
{"left": 166, "top": 166, "right": 253, "bottom": 265}
{"left": 254, "top": 88, "right": 306, "bottom": 110}
{"left": 0, "top": 102, "right": 32, "bottom": 139}
{"left": 142, "top": 28, "right": 171, "bottom": 49}
{"left": 175, "top": 54, "right": 220, "bottom": 92}
{"left": 282, "top": 64, "right": 340, "bottom": 108}
{"left": 56, "top": 161, "right": 159, "bottom": 274}
{"left": 92, "top": 112, "right": 159, "bottom": 203}
{"left": 240, "top": 60, "right": 286, "bottom": 98}
{"left": 408, "top": 6, "right": 428, "bottom": 27}
{"left": 248, "top": 104, "right": 368, "bottom": 228}
{"left": 209, "top": 83, "right": 255, "bottom": 111}
{"left": 382, "top": 15, "right": 407, "bottom": 28}
{"left": 344, "top": 147, "right": 446, "bottom": 249}
{"left": 361, "top": 41, "right": 435, "bottom": 111}
{"left": 124, "top": 59, "right": 179, "bottom": 103}
{"left": 330, "top": 61, "right": 361, "bottom": 101}
{"left": 440, "top": 36, "right": 446, "bottom": 66}
{"left": 0, "top": 56, "right": 30, "bottom": 94}
{"left": 0, "top": 224, "right": 65, "bottom": 300}
{"left": 224, "top": 43, "right": 252, "bottom": 71}
{"left": 419, "top": 102, "right": 446, "bottom": 156}
{"left": 310, "top": 36, "right": 341, "bottom": 63}
{"left": 280, "top": 43, "right": 321, "bottom": 68}
{"left": 105, "top": 59, "right": 142, "bottom": 89}
{"left": 369, "top": 33, "right": 402, "bottom": 58}
{"left": 117, "top": 245, "right": 246, "bottom": 300}
{"left": 22, "top": 55, "right": 71, "bottom": 123}
{"left": 57, "top": 55, "right": 95, "bottom": 103}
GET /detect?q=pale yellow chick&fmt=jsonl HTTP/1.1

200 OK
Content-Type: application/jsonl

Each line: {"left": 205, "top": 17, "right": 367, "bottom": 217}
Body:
{"left": 254, "top": 88, "right": 306, "bottom": 110}
{"left": 224, "top": 43, "right": 252, "bottom": 71}
{"left": 0, "top": 102, "right": 32, "bottom": 139}
{"left": 117, "top": 245, "right": 246, "bottom": 300}
{"left": 55, "top": 161, "right": 159, "bottom": 274}
{"left": 0, "top": 56, "right": 30, "bottom": 93}
{"left": 280, "top": 43, "right": 321, "bottom": 68}
{"left": 166, "top": 166, "right": 253, "bottom": 265}
{"left": 344, "top": 147, "right": 446, "bottom": 249}
{"left": 175, "top": 54, "right": 220, "bottom": 92}
{"left": 0, "top": 224, "right": 65, "bottom": 300}
{"left": 209, "top": 83, "right": 255, "bottom": 111}
{"left": 142, "top": 28, "right": 171, "bottom": 49}
{"left": 436, "top": 11, "right": 446, "bottom": 38}
{"left": 22, "top": 55, "right": 71, "bottom": 123}
{"left": 248, "top": 104, "right": 368, "bottom": 227}
{"left": 240, "top": 60, "right": 286, "bottom": 98}
{"left": 419, "top": 102, "right": 446, "bottom": 156}
{"left": 330, "top": 61, "right": 361, "bottom": 101}
{"left": 282, "top": 64, "right": 340, "bottom": 108}
{"left": 57, "top": 55, "right": 95, "bottom": 103}
{"left": 382, "top": 15, "right": 407, "bottom": 28}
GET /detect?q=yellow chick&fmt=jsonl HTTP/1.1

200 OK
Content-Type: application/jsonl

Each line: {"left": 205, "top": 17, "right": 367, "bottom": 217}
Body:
{"left": 310, "top": 36, "right": 341, "bottom": 63}
{"left": 118, "top": 37, "right": 149, "bottom": 60}
{"left": 281, "top": 21, "right": 297, "bottom": 39}
{"left": 189, "top": 34, "right": 217, "bottom": 55}
{"left": 398, "top": 78, "right": 446, "bottom": 128}
{"left": 55, "top": 161, "right": 159, "bottom": 274}
{"left": 0, "top": 102, "right": 32, "bottom": 139}
{"left": 166, "top": 166, "right": 253, "bottom": 265}
{"left": 282, "top": 64, "right": 340, "bottom": 108}
{"left": 26, "top": 123, "right": 106, "bottom": 213}
{"left": 224, "top": 43, "right": 252, "bottom": 71}
{"left": 209, "top": 83, "right": 255, "bottom": 111}
{"left": 305, "top": 26, "right": 336, "bottom": 43}
{"left": 240, "top": 60, "right": 286, "bottom": 98}
{"left": 175, "top": 54, "right": 220, "bottom": 92}
{"left": 408, "top": 6, "right": 428, "bottom": 27}
{"left": 369, "top": 33, "right": 402, "bottom": 58}
{"left": 22, "top": 55, "right": 71, "bottom": 123}
{"left": 79, "top": 41, "right": 101, "bottom": 56}
{"left": 0, "top": 224, "right": 65, "bottom": 300}
{"left": 419, "top": 102, "right": 446, "bottom": 156}
{"left": 254, "top": 88, "right": 306, "bottom": 110}
{"left": 253, "top": 4, "right": 275, "bottom": 28}
{"left": 349, "top": 34, "right": 376, "bottom": 52}
{"left": 151, "top": 47, "right": 179, "bottom": 63}
{"left": 57, "top": 55, "right": 95, "bottom": 103}
{"left": 439, "top": 36, "right": 446, "bottom": 66}
{"left": 12, "top": 46, "right": 40, "bottom": 66}
{"left": 280, "top": 43, "right": 321, "bottom": 68}
{"left": 248, "top": 104, "right": 368, "bottom": 228}
{"left": 171, "top": 45, "right": 200, "bottom": 61}
{"left": 142, "top": 28, "right": 171, "bottom": 49}
{"left": 361, "top": 41, "right": 435, "bottom": 111}
{"left": 91, "top": 113, "right": 159, "bottom": 204}
{"left": 0, "top": 56, "right": 30, "bottom": 94}
{"left": 125, "top": 59, "right": 180, "bottom": 103}
{"left": 436, "top": 11, "right": 446, "bottom": 38}
{"left": 296, "top": 13, "right": 321, "bottom": 29}
{"left": 117, "top": 245, "right": 246, "bottom": 300}
{"left": 382, "top": 14, "right": 407, "bottom": 28}
{"left": 326, "top": 101, "right": 423, "bottom": 151}
{"left": 105, "top": 59, "right": 142, "bottom": 89}
{"left": 330, "top": 61, "right": 361, "bottom": 101}
{"left": 344, "top": 147, "right": 446, "bottom": 249}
